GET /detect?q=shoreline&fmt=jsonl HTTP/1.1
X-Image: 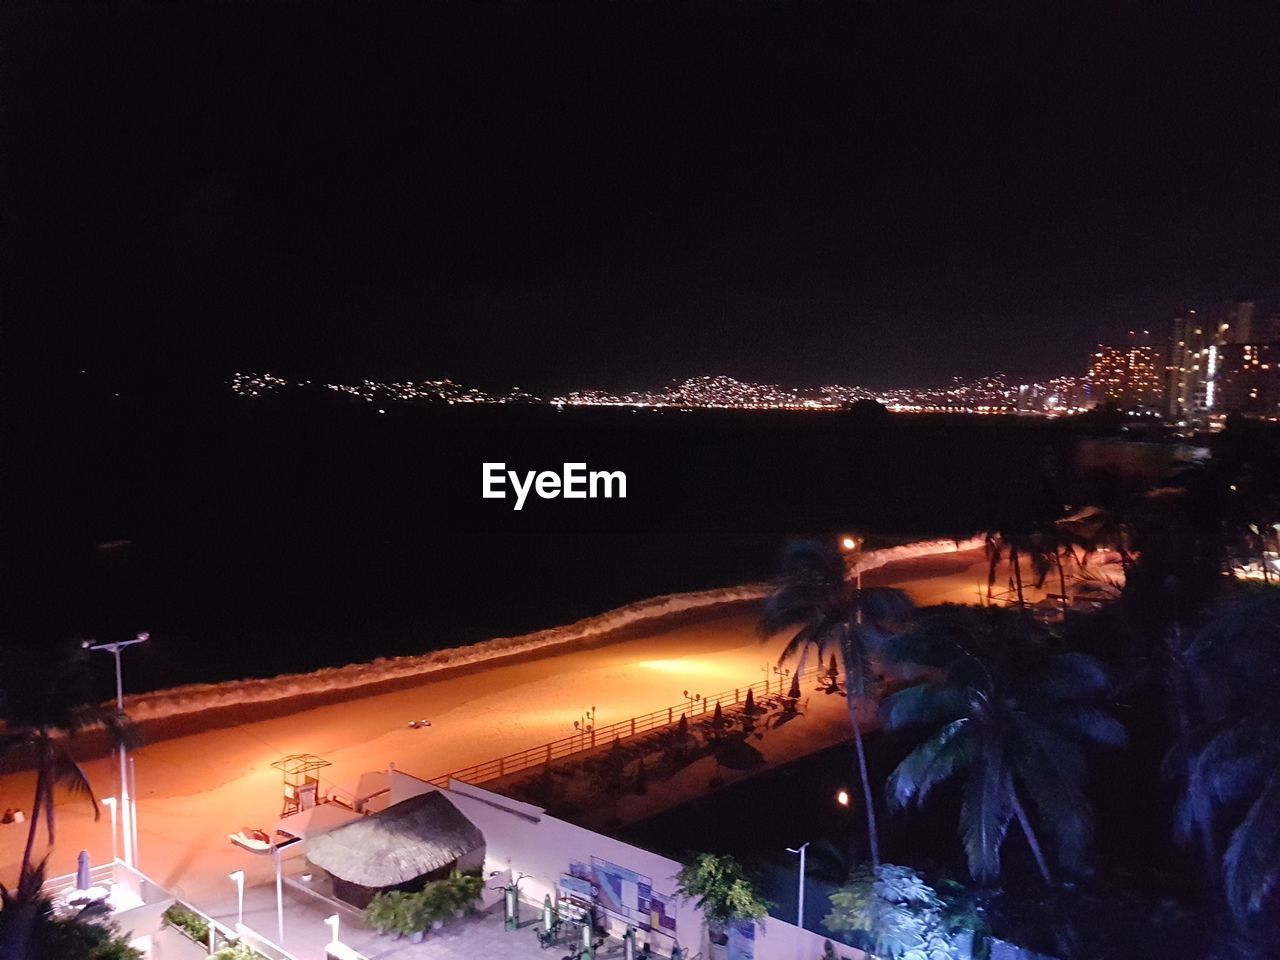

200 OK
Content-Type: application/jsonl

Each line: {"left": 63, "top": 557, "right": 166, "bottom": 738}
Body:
{"left": 107, "top": 535, "right": 981, "bottom": 745}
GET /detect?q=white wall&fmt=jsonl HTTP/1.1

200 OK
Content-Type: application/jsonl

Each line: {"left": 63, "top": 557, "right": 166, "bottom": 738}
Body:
{"left": 388, "top": 772, "right": 863, "bottom": 960}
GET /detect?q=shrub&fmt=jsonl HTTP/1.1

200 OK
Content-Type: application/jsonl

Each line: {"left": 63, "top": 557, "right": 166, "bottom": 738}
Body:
{"left": 162, "top": 904, "right": 210, "bottom": 944}
{"left": 418, "top": 882, "right": 453, "bottom": 927}
{"left": 364, "top": 890, "right": 418, "bottom": 936}
{"left": 675, "top": 853, "right": 770, "bottom": 928}
{"left": 41, "top": 915, "right": 145, "bottom": 960}
{"left": 446, "top": 870, "right": 484, "bottom": 914}
{"left": 824, "top": 864, "right": 982, "bottom": 960}
{"left": 212, "top": 944, "right": 264, "bottom": 960}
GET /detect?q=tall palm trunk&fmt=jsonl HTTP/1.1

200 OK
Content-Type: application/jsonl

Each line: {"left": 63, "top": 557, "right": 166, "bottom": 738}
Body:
{"left": 851, "top": 715, "right": 880, "bottom": 867}
{"left": 843, "top": 644, "right": 881, "bottom": 867}
{"left": 21, "top": 761, "right": 48, "bottom": 877}
{"left": 1167, "top": 623, "right": 1218, "bottom": 879}
{"left": 1011, "top": 546, "right": 1026, "bottom": 607}
{"left": 1009, "top": 785, "right": 1051, "bottom": 884}
{"left": 1055, "top": 549, "right": 1069, "bottom": 623}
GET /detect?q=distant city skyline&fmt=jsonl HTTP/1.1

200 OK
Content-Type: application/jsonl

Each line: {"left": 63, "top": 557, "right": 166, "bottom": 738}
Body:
{"left": 232, "top": 369, "right": 1091, "bottom": 415}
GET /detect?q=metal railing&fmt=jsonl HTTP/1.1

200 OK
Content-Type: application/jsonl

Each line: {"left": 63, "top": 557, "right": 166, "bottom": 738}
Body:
{"left": 426, "top": 662, "right": 829, "bottom": 787}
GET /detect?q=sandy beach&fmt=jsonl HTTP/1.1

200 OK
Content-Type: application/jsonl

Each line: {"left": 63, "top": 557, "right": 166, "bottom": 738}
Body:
{"left": 0, "top": 545, "right": 1005, "bottom": 902}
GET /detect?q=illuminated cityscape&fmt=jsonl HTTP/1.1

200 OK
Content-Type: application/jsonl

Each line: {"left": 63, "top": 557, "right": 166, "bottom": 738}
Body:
{"left": 235, "top": 305, "right": 1280, "bottom": 424}
{"left": 232, "top": 371, "right": 1092, "bottom": 415}
{"left": 1089, "top": 334, "right": 1164, "bottom": 412}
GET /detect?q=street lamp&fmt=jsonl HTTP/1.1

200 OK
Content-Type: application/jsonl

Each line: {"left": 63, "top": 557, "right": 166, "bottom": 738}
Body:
{"left": 275, "top": 836, "right": 301, "bottom": 943}
{"left": 786, "top": 842, "right": 809, "bottom": 952}
{"left": 229, "top": 870, "right": 245, "bottom": 928}
{"left": 841, "top": 534, "right": 865, "bottom": 596}
{"left": 682, "top": 690, "right": 702, "bottom": 715}
{"left": 574, "top": 706, "right": 596, "bottom": 750}
{"left": 102, "top": 797, "right": 117, "bottom": 863}
{"left": 835, "top": 788, "right": 850, "bottom": 807}
{"left": 85, "top": 632, "right": 147, "bottom": 868}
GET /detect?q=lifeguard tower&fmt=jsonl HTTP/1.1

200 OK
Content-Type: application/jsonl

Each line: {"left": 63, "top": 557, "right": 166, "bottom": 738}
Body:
{"left": 271, "top": 754, "right": 330, "bottom": 817}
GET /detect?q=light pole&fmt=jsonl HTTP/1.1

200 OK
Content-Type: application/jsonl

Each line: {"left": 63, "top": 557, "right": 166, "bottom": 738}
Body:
{"left": 102, "top": 797, "right": 117, "bottom": 863}
{"left": 129, "top": 756, "right": 140, "bottom": 865}
{"left": 786, "top": 841, "right": 809, "bottom": 949}
{"left": 574, "top": 706, "right": 595, "bottom": 751}
{"left": 841, "top": 536, "right": 864, "bottom": 615}
{"left": 275, "top": 836, "right": 301, "bottom": 943}
{"left": 85, "top": 633, "right": 147, "bottom": 869}
{"left": 229, "top": 870, "right": 245, "bottom": 929}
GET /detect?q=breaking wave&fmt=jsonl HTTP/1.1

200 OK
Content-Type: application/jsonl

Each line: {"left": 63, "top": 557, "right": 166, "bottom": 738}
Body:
{"left": 122, "top": 535, "right": 982, "bottom": 723}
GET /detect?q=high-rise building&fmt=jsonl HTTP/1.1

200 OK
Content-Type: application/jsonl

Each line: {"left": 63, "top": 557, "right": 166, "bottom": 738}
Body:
{"left": 1162, "top": 302, "right": 1280, "bottom": 420}
{"left": 1212, "top": 343, "right": 1280, "bottom": 417}
{"left": 1090, "top": 331, "right": 1165, "bottom": 411}
{"left": 1251, "top": 314, "right": 1280, "bottom": 343}
{"left": 1211, "top": 299, "right": 1257, "bottom": 345}
{"left": 1166, "top": 310, "right": 1216, "bottom": 419}
{"left": 1166, "top": 313, "right": 1190, "bottom": 418}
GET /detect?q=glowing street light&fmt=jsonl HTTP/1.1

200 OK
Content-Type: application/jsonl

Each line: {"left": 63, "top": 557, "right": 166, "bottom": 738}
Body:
{"left": 229, "top": 870, "right": 245, "bottom": 928}
{"left": 85, "top": 633, "right": 147, "bottom": 868}
{"left": 274, "top": 836, "right": 301, "bottom": 943}
{"left": 785, "top": 841, "right": 809, "bottom": 944}
{"left": 835, "top": 789, "right": 850, "bottom": 807}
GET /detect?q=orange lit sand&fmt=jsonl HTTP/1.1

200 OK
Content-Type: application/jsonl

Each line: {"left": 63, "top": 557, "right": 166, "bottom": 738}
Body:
{"left": 1, "top": 547, "right": 1027, "bottom": 902}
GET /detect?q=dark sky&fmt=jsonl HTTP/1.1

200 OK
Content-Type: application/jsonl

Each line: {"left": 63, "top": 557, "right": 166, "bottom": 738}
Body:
{"left": 5, "top": 1, "right": 1280, "bottom": 394}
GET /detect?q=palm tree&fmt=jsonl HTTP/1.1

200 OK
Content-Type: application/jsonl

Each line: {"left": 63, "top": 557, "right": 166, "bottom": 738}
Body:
{"left": 760, "top": 541, "right": 851, "bottom": 681}
{"left": 760, "top": 540, "right": 914, "bottom": 867}
{"left": 1170, "top": 593, "right": 1280, "bottom": 923}
{"left": 0, "top": 654, "right": 136, "bottom": 881}
{"left": 882, "top": 607, "right": 1125, "bottom": 884}
{"left": 0, "top": 859, "right": 142, "bottom": 960}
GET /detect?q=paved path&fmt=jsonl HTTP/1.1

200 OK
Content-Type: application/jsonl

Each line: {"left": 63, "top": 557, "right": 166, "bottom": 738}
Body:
{"left": 211, "top": 884, "right": 592, "bottom": 960}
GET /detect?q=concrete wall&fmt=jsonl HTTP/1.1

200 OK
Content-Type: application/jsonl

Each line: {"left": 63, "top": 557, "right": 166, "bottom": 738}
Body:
{"left": 389, "top": 771, "right": 863, "bottom": 960}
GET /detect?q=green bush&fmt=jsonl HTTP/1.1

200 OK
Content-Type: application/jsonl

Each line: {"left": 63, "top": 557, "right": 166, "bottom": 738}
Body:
{"left": 41, "top": 915, "right": 144, "bottom": 960}
{"left": 162, "top": 904, "right": 210, "bottom": 944}
{"left": 824, "top": 864, "right": 984, "bottom": 960}
{"left": 675, "top": 853, "right": 770, "bottom": 927}
{"left": 444, "top": 870, "right": 484, "bottom": 915}
{"left": 211, "top": 943, "right": 264, "bottom": 960}
{"left": 364, "top": 890, "right": 419, "bottom": 936}
{"left": 364, "top": 871, "right": 486, "bottom": 936}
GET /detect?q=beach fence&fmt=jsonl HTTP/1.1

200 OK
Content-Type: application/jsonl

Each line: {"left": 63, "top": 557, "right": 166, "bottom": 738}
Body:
{"left": 427, "top": 661, "right": 829, "bottom": 788}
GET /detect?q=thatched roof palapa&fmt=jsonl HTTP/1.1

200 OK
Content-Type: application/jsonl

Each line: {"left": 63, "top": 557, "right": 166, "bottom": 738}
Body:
{"left": 305, "top": 790, "right": 484, "bottom": 887}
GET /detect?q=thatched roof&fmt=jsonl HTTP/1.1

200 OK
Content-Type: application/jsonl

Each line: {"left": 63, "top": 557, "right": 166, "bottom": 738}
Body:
{"left": 305, "top": 790, "right": 484, "bottom": 887}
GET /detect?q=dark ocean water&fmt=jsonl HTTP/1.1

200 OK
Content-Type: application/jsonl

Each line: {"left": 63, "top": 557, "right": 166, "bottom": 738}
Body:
{"left": 6, "top": 390, "right": 1098, "bottom": 700}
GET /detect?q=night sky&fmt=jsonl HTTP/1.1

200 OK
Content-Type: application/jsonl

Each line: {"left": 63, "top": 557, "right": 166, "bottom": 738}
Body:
{"left": 5, "top": 1, "right": 1280, "bottom": 395}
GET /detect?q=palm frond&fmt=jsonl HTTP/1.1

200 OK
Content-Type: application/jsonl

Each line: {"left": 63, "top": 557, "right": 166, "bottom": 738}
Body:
{"left": 1180, "top": 721, "right": 1273, "bottom": 839}
{"left": 50, "top": 750, "right": 98, "bottom": 817}
{"left": 881, "top": 683, "right": 966, "bottom": 731}
{"left": 959, "top": 752, "right": 1012, "bottom": 883}
{"left": 886, "top": 718, "right": 972, "bottom": 810}
{"left": 857, "top": 587, "right": 915, "bottom": 632}
{"left": 1037, "top": 704, "right": 1127, "bottom": 747}
{"left": 1222, "top": 769, "right": 1280, "bottom": 920}
{"left": 1015, "top": 732, "right": 1093, "bottom": 873}
{"left": 1038, "top": 653, "right": 1113, "bottom": 703}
